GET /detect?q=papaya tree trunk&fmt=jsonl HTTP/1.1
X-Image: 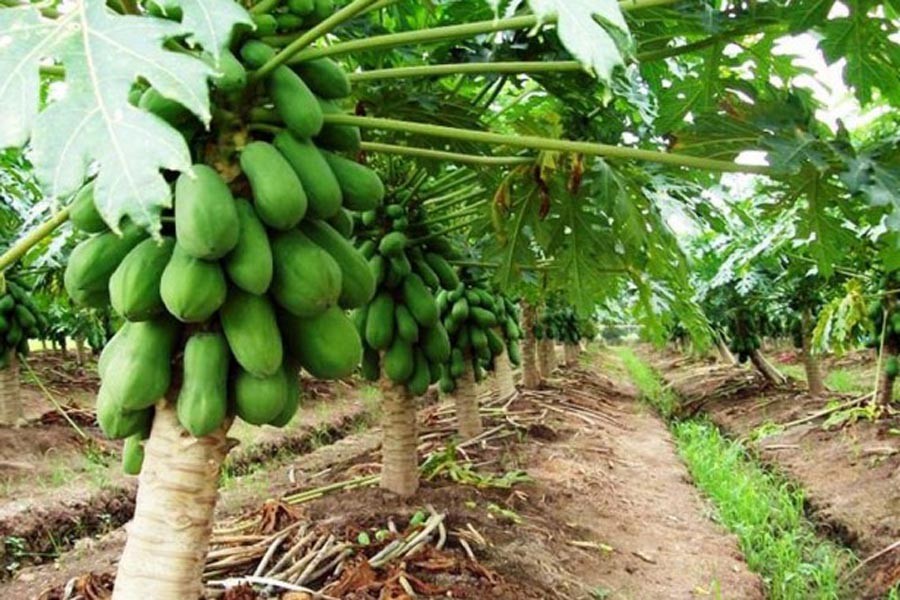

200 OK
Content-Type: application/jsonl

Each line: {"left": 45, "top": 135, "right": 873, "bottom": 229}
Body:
{"left": 0, "top": 353, "right": 22, "bottom": 427}
{"left": 538, "top": 338, "right": 556, "bottom": 378}
{"left": 74, "top": 337, "right": 85, "bottom": 367}
{"left": 494, "top": 348, "right": 516, "bottom": 402}
{"left": 715, "top": 332, "right": 738, "bottom": 366}
{"left": 113, "top": 402, "right": 229, "bottom": 600}
{"left": 801, "top": 309, "right": 825, "bottom": 396}
{"left": 564, "top": 343, "right": 579, "bottom": 366}
{"left": 875, "top": 362, "right": 896, "bottom": 407}
{"left": 379, "top": 377, "right": 418, "bottom": 497}
{"left": 453, "top": 359, "right": 482, "bottom": 439}
{"left": 521, "top": 303, "right": 541, "bottom": 389}
{"left": 749, "top": 349, "right": 787, "bottom": 386}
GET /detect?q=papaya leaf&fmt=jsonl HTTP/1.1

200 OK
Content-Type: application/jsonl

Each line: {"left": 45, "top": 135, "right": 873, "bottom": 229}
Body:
{"left": 0, "top": 1, "right": 246, "bottom": 236}
{"left": 148, "top": 0, "right": 252, "bottom": 63}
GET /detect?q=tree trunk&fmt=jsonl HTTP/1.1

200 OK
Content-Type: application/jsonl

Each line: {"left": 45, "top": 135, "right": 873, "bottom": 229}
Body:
{"left": 0, "top": 353, "right": 22, "bottom": 426}
{"left": 74, "top": 337, "right": 85, "bottom": 366}
{"left": 521, "top": 303, "right": 541, "bottom": 389}
{"left": 749, "top": 349, "right": 787, "bottom": 386}
{"left": 801, "top": 309, "right": 825, "bottom": 396}
{"left": 494, "top": 348, "right": 516, "bottom": 402}
{"left": 113, "top": 402, "right": 229, "bottom": 600}
{"left": 379, "top": 377, "right": 418, "bottom": 497}
{"left": 876, "top": 363, "right": 896, "bottom": 407}
{"left": 564, "top": 343, "right": 579, "bottom": 366}
{"left": 453, "top": 359, "right": 482, "bottom": 439}
{"left": 538, "top": 338, "right": 556, "bottom": 378}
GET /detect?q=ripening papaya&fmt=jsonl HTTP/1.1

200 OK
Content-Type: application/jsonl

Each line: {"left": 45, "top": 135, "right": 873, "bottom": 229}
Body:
{"left": 384, "top": 337, "right": 414, "bottom": 384}
{"left": 411, "top": 256, "right": 440, "bottom": 290}
{"left": 69, "top": 182, "right": 108, "bottom": 233}
{"left": 422, "top": 323, "right": 451, "bottom": 363}
{"left": 471, "top": 307, "right": 498, "bottom": 328}
{"left": 65, "top": 224, "right": 147, "bottom": 307}
{"left": 224, "top": 199, "right": 273, "bottom": 295}
{"left": 273, "top": 132, "right": 342, "bottom": 219}
{"left": 160, "top": 244, "right": 227, "bottom": 323}
{"left": 96, "top": 386, "right": 153, "bottom": 440}
{"left": 233, "top": 366, "right": 287, "bottom": 425}
{"left": 485, "top": 328, "right": 505, "bottom": 356}
{"left": 241, "top": 141, "right": 307, "bottom": 230}
{"left": 395, "top": 304, "right": 419, "bottom": 343}
{"left": 365, "top": 291, "right": 394, "bottom": 350}
{"left": 109, "top": 237, "right": 175, "bottom": 321}
{"left": 300, "top": 220, "right": 375, "bottom": 309}
{"left": 407, "top": 350, "right": 431, "bottom": 396}
{"left": 176, "top": 333, "right": 230, "bottom": 437}
{"left": 269, "top": 66, "right": 324, "bottom": 138}
{"left": 271, "top": 230, "right": 343, "bottom": 317}
{"left": 402, "top": 274, "right": 439, "bottom": 327}
{"left": 321, "top": 151, "right": 384, "bottom": 211}
{"left": 174, "top": 165, "right": 240, "bottom": 260}
{"left": 220, "top": 289, "right": 283, "bottom": 377}
{"left": 328, "top": 208, "right": 354, "bottom": 238}
{"left": 424, "top": 253, "right": 459, "bottom": 290}
{"left": 507, "top": 341, "right": 521, "bottom": 367}
{"left": 281, "top": 306, "right": 362, "bottom": 379}
{"left": 269, "top": 366, "right": 302, "bottom": 428}
{"left": 294, "top": 58, "right": 351, "bottom": 99}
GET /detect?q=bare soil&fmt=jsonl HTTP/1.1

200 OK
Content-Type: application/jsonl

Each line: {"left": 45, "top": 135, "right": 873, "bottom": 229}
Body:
{"left": 654, "top": 351, "right": 900, "bottom": 597}
{"left": 8, "top": 360, "right": 763, "bottom": 599}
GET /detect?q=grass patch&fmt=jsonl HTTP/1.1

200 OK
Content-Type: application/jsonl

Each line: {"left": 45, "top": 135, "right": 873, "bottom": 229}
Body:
{"left": 613, "top": 347, "right": 857, "bottom": 599}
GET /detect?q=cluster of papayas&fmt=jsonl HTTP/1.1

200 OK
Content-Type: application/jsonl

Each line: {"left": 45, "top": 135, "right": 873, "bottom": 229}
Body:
{"left": 539, "top": 305, "right": 583, "bottom": 345}
{"left": 250, "top": 0, "right": 339, "bottom": 36}
{"left": 0, "top": 275, "right": 46, "bottom": 367}
{"left": 65, "top": 14, "right": 382, "bottom": 475}
{"left": 436, "top": 277, "right": 522, "bottom": 394}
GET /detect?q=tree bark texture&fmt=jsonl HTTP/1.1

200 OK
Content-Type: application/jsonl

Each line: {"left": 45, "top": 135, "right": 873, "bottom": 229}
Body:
{"left": 876, "top": 364, "right": 896, "bottom": 407}
{"left": 494, "top": 348, "right": 517, "bottom": 402}
{"left": 521, "top": 302, "right": 541, "bottom": 389}
{"left": 564, "top": 343, "right": 579, "bottom": 366}
{"left": 749, "top": 349, "right": 786, "bottom": 386}
{"left": 379, "top": 377, "right": 419, "bottom": 497}
{"left": 0, "top": 352, "right": 22, "bottom": 426}
{"left": 538, "top": 338, "right": 556, "bottom": 378}
{"left": 454, "top": 359, "right": 482, "bottom": 439}
{"left": 801, "top": 309, "right": 825, "bottom": 396}
{"left": 113, "top": 402, "right": 228, "bottom": 600}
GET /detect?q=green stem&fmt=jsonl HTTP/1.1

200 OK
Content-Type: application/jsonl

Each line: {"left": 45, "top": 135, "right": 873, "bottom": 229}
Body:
{"left": 422, "top": 185, "right": 484, "bottom": 208}
{"left": 410, "top": 219, "right": 479, "bottom": 244}
{"left": 422, "top": 203, "right": 487, "bottom": 227}
{"left": 0, "top": 208, "right": 71, "bottom": 273}
{"left": 20, "top": 357, "right": 88, "bottom": 440}
{"left": 360, "top": 141, "right": 535, "bottom": 166}
{"left": 252, "top": 0, "right": 379, "bottom": 81}
{"left": 349, "top": 61, "right": 584, "bottom": 83}
{"left": 420, "top": 172, "right": 480, "bottom": 198}
{"left": 324, "top": 114, "right": 773, "bottom": 175}
{"left": 249, "top": 0, "right": 282, "bottom": 14}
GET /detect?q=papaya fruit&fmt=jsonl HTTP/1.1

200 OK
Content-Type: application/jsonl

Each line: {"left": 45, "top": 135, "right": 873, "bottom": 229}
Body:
{"left": 273, "top": 132, "right": 343, "bottom": 219}
{"left": 176, "top": 333, "right": 230, "bottom": 437}
{"left": 287, "top": 0, "right": 314, "bottom": 14}
{"left": 378, "top": 231, "right": 407, "bottom": 257}
{"left": 422, "top": 324, "right": 451, "bottom": 363}
{"left": 139, "top": 87, "right": 193, "bottom": 126}
{"left": 322, "top": 151, "right": 384, "bottom": 211}
{"left": 109, "top": 237, "right": 175, "bottom": 321}
{"left": 313, "top": 0, "right": 334, "bottom": 20}
{"left": 64, "top": 224, "right": 147, "bottom": 307}
{"left": 240, "top": 141, "right": 307, "bottom": 230}
{"left": 269, "top": 366, "right": 301, "bottom": 428}
{"left": 160, "top": 244, "right": 227, "bottom": 323}
{"left": 384, "top": 337, "right": 414, "bottom": 384}
{"left": 369, "top": 255, "right": 386, "bottom": 286}
{"left": 395, "top": 304, "right": 419, "bottom": 343}
{"left": 328, "top": 208, "right": 354, "bottom": 238}
{"left": 471, "top": 307, "right": 498, "bottom": 328}
{"left": 233, "top": 366, "right": 287, "bottom": 425}
{"left": 486, "top": 328, "right": 505, "bottom": 356}
{"left": 439, "top": 364, "right": 455, "bottom": 394}
{"left": 361, "top": 346, "right": 380, "bottom": 382}
{"left": 224, "top": 199, "right": 273, "bottom": 295}
{"left": 507, "top": 341, "right": 521, "bottom": 367}
{"left": 69, "top": 182, "right": 107, "bottom": 233}
{"left": 470, "top": 326, "right": 488, "bottom": 351}
{"left": 300, "top": 220, "right": 375, "bottom": 309}
{"left": 100, "top": 317, "right": 179, "bottom": 411}
{"left": 281, "top": 306, "right": 362, "bottom": 379}
{"left": 402, "top": 274, "right": 438, "bottom": 327}
{"left": 365, "top": 291, "right": 394, "bottom": 350}
{"left": 411, "top": 257, "right": 440, "bottom": 290}
{"left": 269, "top": 66, "right": 324, "bottom": 138}
{"left": 388, "top": 253, "right": 411, "bottom": 281}
{"left": 209, "top": 49, "right": 246, "bottom": 92}
{"left": 96, "top": 386, "right": 153, "bottom": 440}
{"left": 252, "top": 14, "right": 278, "bottom": 36}
{"left": 276, "top": 13, "right": 305, "bottom": 31}
{"left": 352, "top": 305, "right": 368, "bottom": 338}
{"left": 424, "top": 253, "right": 459, "bottom": 290}
{"left": 315, "top": 99, "right": 362, "bottom": 152}
{"left": 240, "top": 40, "right": 276, "bottom": 69}
{"left": 886, "top": 356, "right": 900, "bottom": 378}
{"left": 294, "top": 58, "right": 351, "bottom": 99}
{"left": 451, "top": 298, "right": 469, "bottom": 321}
{"left": 220, "top": 289, "right": 283, "bottom": 377}
{"left": 122, "top": 435, "right": 145, "bottom": 475}
{"left": 407, "top": 350, "right": 431, "bottom": 396}
{"left": 450, "top": 348, "right": 465, "bottom": 378}
{"left": 271, "top": 230, "right": 343, "bottom": 317}
{"left": 175, "top": 165, "right": 240, "bottom": 260}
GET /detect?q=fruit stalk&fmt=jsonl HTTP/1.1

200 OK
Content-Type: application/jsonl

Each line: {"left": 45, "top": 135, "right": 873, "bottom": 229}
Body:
{"left": 349, "top": 61, "right": 584, "bottom": 82}
{"left": 0, "top": 207, "right": 71, "bottom": 273}
{"left": 113, "top": 403, "right": 229, "bottom": 600}
{"left": 360, "top": 141, "right": 535, "bottom": 167}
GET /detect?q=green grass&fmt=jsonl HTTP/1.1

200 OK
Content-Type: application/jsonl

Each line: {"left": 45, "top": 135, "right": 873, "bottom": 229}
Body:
{"left": 777, "top": 362, "right": 876, "bottom": 397}
{"left": 613, "top": 347, "right": 857, "bottom": 600}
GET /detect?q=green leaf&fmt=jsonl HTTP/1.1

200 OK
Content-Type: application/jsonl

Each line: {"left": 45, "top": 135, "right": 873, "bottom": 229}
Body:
{"left": 0, "top": 2, "right": 247, "bottom": 236}
{"left": 529, "top": 0, "right": 632, "bottom": 84}
{"left": 150, "top": 0, "right": 252, "bottom": 63}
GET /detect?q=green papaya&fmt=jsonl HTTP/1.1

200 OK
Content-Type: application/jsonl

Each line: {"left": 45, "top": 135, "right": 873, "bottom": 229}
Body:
{"left": 175, "top": 165, "right": 240, "bottom": 260}
{"left": 122, "top": 435, "right": 145, "bottom": 476}
{"left": 471, "top": 307, "right": 498, "bottom": 328}
{"left": 395, "top": 304, "right": 419, "bottom": 343}
{"left": 69, "top": 182, "right": 107, "bottom": 233}
{"left": 224, "top": 199, "right": 273, "bottom": 295}
{"left": 411, "top": 257, "right": 440, "bottom": 290}
{"left": 486, "top": 328, "right": 505, "bottom": 356}
{"left": 271, "top": 230, "right": 342, "bottom": 317}
{"left": 281, "top": 307, "right": 362, "bottom": 379}
{"left": 64, "top": 225, "right": 147, "bottom": 307}
{"left": 388, "top": 253, "right": 411, "bottom": 281}
{"left": 352, "top": 305, "right": 368, "bottom": 338}
{"left": 402, "top": 274, "right": 438, "bottom": 327}
{"left": 322, "top": 151, "right": 384, "bottom": 211}
{"left": 294, "top": 58, "right": 351, "bottom": 99}
{"left": 315, "top": 100, "right": 362, "bottom": 152}
{"left": 505, "top": 317, "right": 521, "bottom": 341}
{"left": 384, "top": 337, "right": 414, "bottom": 384}
{"left": 287, "top": 0, "right": 314, "bottom": 14}
{"left": 100, "top": 317, "right": 179, "bottom": 411}
{"left": 109, "top": 237, "right": 175, "bottom": 321}
{"left": 300, "top": 220, "right": 375, "bottom": 309}
{"left": 451, "top": 298, "right": 469, "bottom": 321}
{"left": 507, "top": 341, "right": 521, "bottom": 367}
{"left": 209, "top": 49, "right": 246, "bottom": 92}
{"left": 160, "top": 244, "right": 227, "bottom": 323}
{"left": 370, "top": 255, "right": 386, "bottom": 286}
{"left": 361, "top": 346, "right": 380, "bottom": 381}
{"left": 456, "top": 326, "right": 471, "bottom": 350}
{"left": 450, "top": 348, "right": 465, "bottom": 378}
{"left": 439, "top": 364, "right": 455, "bottom": 394}
{"left": 233, "top": 366, "right": 287, "bottom": 425}
{"left": 252, "top": 14, "right": 278, "bottom": 36}
{"left": 273, "top": 132, "right": 343, "bottom": 219}
{"left": 422, "top": 324, "right": 451, "bottom": 363}
{"left": 139, "top": 87, "right": 193, "bottom": 126}
{"left": 269, "top": 367, "right": 301, "bottom": 428}
{"left": 424, "top": 253, "right": 459, "bottom": 290}
{"left": 13, "top": 305, "right": 35, "bottom": 331}
{"left": 240, "top": 40, "right": 276, "bottom": 69}
{"left": 241, "top": 141, "right": 307, "bottom": 230}
{"left": 269, "top": 66, "right": 324, "bottom": 138}
{"left": 328, "top": 208, "right": 354, "bottom": 238}
{"left": 886, "top": 356, "right": 900, "bottom": 378}
{"left": 0, "top": 295, "right": 13, "bottom": 313}
{"left": 176, "top": 333, "right": 229, "bottom": 437}
{"left": 313, "top": 0, "right": 334, "bottom": 20}
{"left": 407, "top": 350, "right": 431, "bottom": 396}
{"left": 96, "top": 386, "right": 153, "bottom": 440}
{"left": 365, "top": 291, "right": 394, "bottom": 350}
{"left": 276, "top": 13, "right": 305, "bottom": 31}
{"left": 470, "top": 326, "right": 488, "bottom": 351}
{"left": 378, "top": 232, "right": 407, "bottom": 257}
{"left": 220, "top": 289, "right": 283, "bottom": 377}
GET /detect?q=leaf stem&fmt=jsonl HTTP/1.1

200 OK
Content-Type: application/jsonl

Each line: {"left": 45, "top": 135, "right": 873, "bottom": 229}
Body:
{"left": 251, "top": 0, "right": 379, "bottom": 81}
{"left": 349, "top": 61, "right": 584, "bottom": 83}
{"left": 409, "top": 219, "right": 479, "bottom": 244}
{"left": 422, "top": 202, "right": 487, "bottom": 227}
{"left": 0, "top": 208, "right": 71, "bottom": 273}
{"left": 323, "top": 115, "right": 774, "bottom": 175}
{"left": 360, "top": 141, "right": 535, "bottom": 166}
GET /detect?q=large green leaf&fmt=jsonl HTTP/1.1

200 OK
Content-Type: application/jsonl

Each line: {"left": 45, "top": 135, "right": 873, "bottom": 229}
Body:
{"left": 0, "top": 1, "right": 248, "bottom": 236}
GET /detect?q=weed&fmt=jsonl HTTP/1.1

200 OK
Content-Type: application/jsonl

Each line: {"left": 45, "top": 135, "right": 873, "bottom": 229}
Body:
{"left": 614, "top": 347, "right": 678, "bottom": 418}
